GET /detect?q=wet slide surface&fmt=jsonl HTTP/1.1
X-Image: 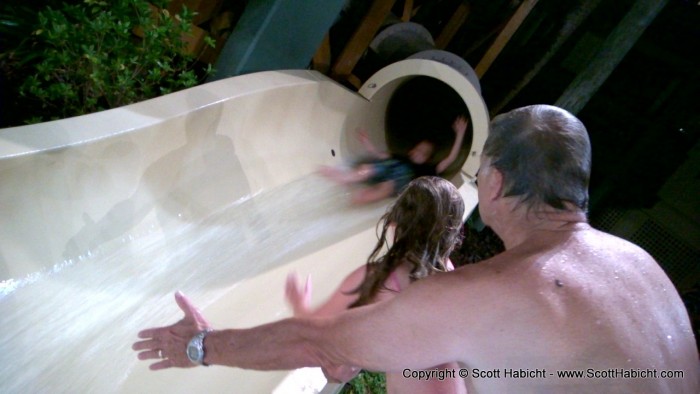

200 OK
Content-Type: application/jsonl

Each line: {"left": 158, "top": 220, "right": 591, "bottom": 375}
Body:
{"left": 0, "top": 62, "right": 487, "bottom": 393}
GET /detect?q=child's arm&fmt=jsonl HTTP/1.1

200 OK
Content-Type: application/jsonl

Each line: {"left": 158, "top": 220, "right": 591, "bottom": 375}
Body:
{"left": 350, "top": 181, "right": 395, "bottom": 205}
{"left": 285, "top": 269, "right": 367, "bottom": 383}
{"left": 435, "top": 116, "right": 468, "bottom": 174}
{"left": 284, "top": 273, "right": 313, "bottom": 316}
{"left": 285, "top": 266, "right": 366, "bottom": 318}
{"left": 357, "top": 128, "right": 390, "bottom": 160}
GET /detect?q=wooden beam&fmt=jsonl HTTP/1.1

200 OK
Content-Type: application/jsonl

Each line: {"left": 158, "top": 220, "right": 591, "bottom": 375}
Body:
{"left": 330, "top": 0, "right": 398, "bottom": 81}
{"left": 474, "top": 0, "right": 539, "bottom": 78}
{"left": 556, "top": 0, "right": 670, "bottom": 114}
{"left": 435, "top": 1, "right": 471, "bottom": 50}
{"left": 461, "top": 19, "right": 507, "bottom": 59}
{"left": 312, "top": 34, "right": 332, "bottom": 74}
{"left": 346, "top": 74, "right": 363, "bottom": 89}
{"left": 491, "top": 0, "right": 603, "bottom": 115}
{"left": 401, "top": 0, "right": 414, "bottom": 22}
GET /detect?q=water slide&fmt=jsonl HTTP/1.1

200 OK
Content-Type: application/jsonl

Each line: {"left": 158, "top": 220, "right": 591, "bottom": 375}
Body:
{"left": 0, "top": 59, "right": 488, "bottom": 393}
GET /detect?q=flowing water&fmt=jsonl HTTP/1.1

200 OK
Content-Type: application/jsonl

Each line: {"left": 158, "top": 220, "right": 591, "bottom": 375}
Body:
{"left": 0, "top": 176, "right": 386, "bottom": 393}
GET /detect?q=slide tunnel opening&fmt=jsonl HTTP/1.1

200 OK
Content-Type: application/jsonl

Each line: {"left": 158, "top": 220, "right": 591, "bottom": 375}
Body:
{"left": 384, "top": 76, "right": 472, "bottom": 178}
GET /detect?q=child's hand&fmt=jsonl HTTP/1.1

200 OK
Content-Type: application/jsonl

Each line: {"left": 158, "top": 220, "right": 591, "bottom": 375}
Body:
{"left": 285, "top": 272, "right": 312, "bottom": 316}
{"left": 356, "top": 127, "right": 390, "bottom": 159}
{"left": 356, "top": 127, "right": 371, "bottom": 146}
{"left": 453, "top": 116, "right": 468, "bottom": 135}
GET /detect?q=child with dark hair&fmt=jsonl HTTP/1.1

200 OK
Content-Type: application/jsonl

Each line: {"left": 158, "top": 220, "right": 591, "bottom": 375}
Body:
{"left": 319, "top": 116, "right": 468, "bottom": 204}
{"left": 286, "top": 176, "right": 467, "bottom": 393}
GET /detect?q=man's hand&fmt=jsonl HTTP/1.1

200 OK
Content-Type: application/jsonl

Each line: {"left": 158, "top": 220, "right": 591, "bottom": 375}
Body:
{"left": 132, "top": 291, "right": 212, "bottom": 370}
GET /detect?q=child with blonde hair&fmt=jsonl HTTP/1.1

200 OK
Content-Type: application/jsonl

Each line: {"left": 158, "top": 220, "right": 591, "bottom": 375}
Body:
{"left": 286, "top": 176, "right": 467, "bottom": 393}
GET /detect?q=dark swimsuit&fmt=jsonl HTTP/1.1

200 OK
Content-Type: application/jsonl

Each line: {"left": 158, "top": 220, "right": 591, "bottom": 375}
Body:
{"left": 364, "top": 156, "right": 437, "bottom": 195}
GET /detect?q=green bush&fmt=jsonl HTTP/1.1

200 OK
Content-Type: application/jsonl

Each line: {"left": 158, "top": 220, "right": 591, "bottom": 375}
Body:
{"left": 340, "top": 370, "right": 387, "bottom": 394}
{"left": 14, "top": 0, "right": 214, "bottom": 123}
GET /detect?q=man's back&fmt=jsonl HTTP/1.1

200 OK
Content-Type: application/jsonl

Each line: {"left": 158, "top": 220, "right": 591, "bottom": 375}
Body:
{"left": 450, "top": 224, "right": 698, "bottom": 393}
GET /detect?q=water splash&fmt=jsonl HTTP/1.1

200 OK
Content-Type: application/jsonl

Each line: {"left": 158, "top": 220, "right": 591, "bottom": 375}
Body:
{"left": 0, "top": 176, "right": 385, "bottom": 393}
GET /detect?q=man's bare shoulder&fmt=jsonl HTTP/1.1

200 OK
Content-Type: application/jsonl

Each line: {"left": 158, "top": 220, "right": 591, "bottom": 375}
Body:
{"left": 576, "top": 226, "right": 654, "bottom": 259}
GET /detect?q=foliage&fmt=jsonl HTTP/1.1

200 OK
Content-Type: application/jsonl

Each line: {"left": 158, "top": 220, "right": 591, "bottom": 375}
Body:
{"left": 10, "top": 0, "right": 214, "bottom": 123}
{"left": 340, "top": 370, "right": 387, "bottom": 394}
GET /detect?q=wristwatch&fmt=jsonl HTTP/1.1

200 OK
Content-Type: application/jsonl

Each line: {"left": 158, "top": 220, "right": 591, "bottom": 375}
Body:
{"left": 186, "top": 329, "right": 213, "bottom": 366}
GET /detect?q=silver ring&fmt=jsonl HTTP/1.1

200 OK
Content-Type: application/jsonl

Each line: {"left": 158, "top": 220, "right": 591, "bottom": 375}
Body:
{"left": 157, "top": 349, "right": 163, "bottom": 359}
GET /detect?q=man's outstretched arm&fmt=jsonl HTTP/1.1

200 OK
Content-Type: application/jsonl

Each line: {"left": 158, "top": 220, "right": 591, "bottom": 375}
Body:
{"left": 133, "top": 274, "right": 468, "bottom": 373}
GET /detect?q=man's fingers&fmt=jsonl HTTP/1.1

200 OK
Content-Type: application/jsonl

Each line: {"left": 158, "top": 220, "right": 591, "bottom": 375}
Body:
{"left": 174, "top": 291, "right": 190, "bottom": 312}
{"left": 136, "top": 349, "right": 161, "bottom": 360}
{"left": 137, "top": 328, "right": 161, "bottom": 339}
{"left": 149, "top": 359, "right": 173, "bottom": 371}
{"left": 174, "top": 291, "right": 202, "bottom": 321}
{"left": 132, "top": 338, "right": 158, "bottom": 351}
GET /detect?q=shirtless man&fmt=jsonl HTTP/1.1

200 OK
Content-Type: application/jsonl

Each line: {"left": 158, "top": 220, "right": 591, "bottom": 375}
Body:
{"left": 134, "top": 105, "right": 699, "bottom": 393}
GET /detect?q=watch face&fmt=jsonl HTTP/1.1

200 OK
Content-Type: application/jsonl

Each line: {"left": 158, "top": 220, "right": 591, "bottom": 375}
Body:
{"left": 186, "top": 330, "right": 211, "bottom": 365}
{"left": 187, "top": 345, "right": 200, "bottom": 361}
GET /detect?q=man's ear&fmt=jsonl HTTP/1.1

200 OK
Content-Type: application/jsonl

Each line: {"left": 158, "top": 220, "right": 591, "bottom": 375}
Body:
{"left": 485, "top": 167, "right": 504, "bottom": 201}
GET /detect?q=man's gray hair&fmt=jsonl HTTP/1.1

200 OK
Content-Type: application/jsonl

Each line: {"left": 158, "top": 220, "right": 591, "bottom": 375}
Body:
{"left": 483, "top": 104, "right": 591, "bottom": 212}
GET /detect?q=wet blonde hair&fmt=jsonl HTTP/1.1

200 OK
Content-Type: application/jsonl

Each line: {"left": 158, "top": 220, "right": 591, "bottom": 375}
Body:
{"left": 350, "top": 176, "right": 464, "bottom": 307}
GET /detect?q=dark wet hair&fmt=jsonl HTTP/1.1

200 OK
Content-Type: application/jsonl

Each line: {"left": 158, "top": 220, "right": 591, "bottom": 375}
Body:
{"left": 483, "top": 104, "right": 591, "bottom": 212}
{"left": 350, "top": 176, "right": 465, "bottom": 307}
